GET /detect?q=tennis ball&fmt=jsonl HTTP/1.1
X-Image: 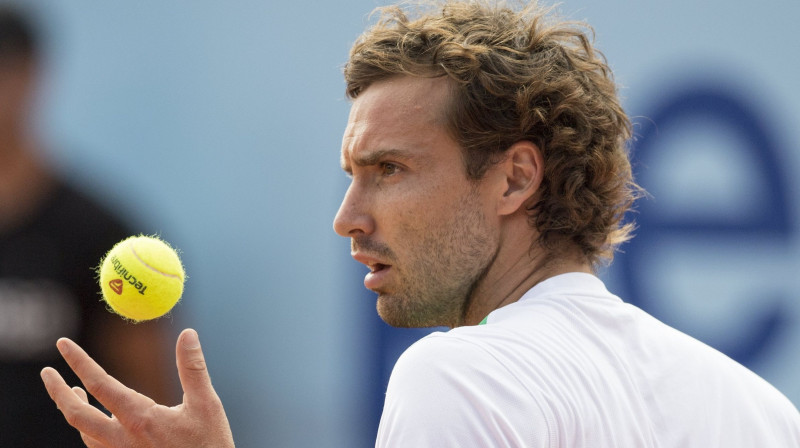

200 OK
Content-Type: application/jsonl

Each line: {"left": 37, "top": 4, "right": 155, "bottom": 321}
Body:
{"left": 98, "top": 235, "right": 185, "bottom": 322}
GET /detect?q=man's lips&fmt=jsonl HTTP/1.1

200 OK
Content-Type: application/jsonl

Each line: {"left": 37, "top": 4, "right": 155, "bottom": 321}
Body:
{"left": 352, "top": 252, "right": 390, "bottom": 270}
{"left": 352, "top": 252, "right": 392, "bottom": 289}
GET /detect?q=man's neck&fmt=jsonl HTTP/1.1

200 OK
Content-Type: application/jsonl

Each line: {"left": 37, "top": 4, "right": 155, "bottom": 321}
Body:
{"left": 460, "top": 220, "right": 592, "bottom": 327}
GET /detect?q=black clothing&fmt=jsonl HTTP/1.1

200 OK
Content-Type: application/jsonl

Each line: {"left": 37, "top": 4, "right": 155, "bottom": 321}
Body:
{"left": 0, "top": 181, "right": 131, "bottom": 447}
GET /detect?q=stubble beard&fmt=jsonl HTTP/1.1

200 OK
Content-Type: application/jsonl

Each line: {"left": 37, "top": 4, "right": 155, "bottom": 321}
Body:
{"left": 375, "top": 190, "right": 498, "bottom": 329}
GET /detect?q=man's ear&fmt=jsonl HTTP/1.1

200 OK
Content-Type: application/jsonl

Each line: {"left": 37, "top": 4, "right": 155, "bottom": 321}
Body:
{"left": 496, "top": 140, "right": 544, "bottom": 216}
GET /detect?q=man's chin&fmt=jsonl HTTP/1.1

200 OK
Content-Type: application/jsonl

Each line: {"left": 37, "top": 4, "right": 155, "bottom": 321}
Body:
{"left": 376, "top": 293, "right": 447, "bottom": 328}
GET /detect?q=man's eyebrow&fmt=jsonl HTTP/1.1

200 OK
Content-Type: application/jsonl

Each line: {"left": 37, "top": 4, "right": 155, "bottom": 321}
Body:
{"left": 341, "top": 148, "right": 417, "bottom": 173}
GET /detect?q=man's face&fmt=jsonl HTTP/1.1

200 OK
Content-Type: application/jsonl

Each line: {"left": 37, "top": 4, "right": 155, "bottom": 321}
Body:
{"left": 334, "top": 76, "right": 500, "bottom": 328}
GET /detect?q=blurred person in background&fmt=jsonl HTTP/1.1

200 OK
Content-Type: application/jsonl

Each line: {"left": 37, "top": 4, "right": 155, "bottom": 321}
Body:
{"left": 0, "top": 5, "right": 178, "bottom": 447}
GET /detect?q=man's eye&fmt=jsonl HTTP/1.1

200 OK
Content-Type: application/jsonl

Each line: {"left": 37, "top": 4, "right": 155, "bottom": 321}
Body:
{"left": 380, "top": 162, "right": 399, "bottom": 176}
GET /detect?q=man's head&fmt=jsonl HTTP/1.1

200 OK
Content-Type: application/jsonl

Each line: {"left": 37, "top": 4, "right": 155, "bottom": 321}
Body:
{"left": 344, "top": 0, "right": 640, "bottom": 266}
{"left": 335, "top": 0, "right": 641, "bottom": 328}
{"left": 0, "top": 6, "right": 39, "bottom": 139}
{"left": 0, "top": 6, "right": 37, "bottom": 60}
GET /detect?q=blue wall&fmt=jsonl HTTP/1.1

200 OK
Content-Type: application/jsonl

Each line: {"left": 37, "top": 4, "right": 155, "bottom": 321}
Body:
{"left": 12, "top": 0, "right": 800, "bottom": 446}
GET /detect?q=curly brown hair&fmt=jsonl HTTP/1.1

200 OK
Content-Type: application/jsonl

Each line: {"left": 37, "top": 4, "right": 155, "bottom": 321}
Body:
{"left": 344, "top": 0, "right": 642, "bottom": 266}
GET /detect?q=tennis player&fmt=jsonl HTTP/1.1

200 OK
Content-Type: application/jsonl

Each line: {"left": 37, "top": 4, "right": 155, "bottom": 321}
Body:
{"left": 40, "top": 1, "right": 800, "bottom": 447}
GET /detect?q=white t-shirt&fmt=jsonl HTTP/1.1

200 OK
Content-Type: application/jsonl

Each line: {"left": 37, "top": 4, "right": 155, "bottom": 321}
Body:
{"left": 376, "top": 273, "right": 800, "bottom": 447}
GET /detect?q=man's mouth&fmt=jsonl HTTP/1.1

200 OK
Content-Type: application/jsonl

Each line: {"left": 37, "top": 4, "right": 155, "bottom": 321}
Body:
{"left": 369, "top": 263, "right": 389, "bottom": 273}
{"left": 360, "top": 261, "right": 392, "bottom": 290}
{"left": 351, "top": 249, "right": 395, "bottom": 290}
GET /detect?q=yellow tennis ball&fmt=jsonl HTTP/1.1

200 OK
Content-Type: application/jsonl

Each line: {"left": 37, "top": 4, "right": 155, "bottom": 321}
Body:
{"left": 98, "top": 235, "right": 185, "bottom": 322}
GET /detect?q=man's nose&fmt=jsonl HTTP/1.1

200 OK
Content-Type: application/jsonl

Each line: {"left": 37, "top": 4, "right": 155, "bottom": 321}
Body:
{"left": 333, "top": 183, "right": 374, "bottom": 237}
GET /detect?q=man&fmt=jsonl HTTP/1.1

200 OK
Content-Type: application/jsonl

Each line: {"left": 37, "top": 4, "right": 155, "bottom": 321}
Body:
{"left": 40, "top": 1, "right": 800, "bottom": 447}
{"left": 0, "top": 6, "right": 178, "bottom": 447}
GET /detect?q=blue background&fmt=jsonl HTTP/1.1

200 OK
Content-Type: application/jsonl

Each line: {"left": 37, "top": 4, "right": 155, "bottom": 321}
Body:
{"left": 10, "top": 0, "right": 800, "bottom": 446}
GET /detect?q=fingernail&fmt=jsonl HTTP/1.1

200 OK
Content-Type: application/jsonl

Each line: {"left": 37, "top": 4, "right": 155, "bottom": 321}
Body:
{"left": 56, "top": 338, "right": 69, "bottom": 355}
{"left": 182, "top": 329, "right": 200, "bottom": 349}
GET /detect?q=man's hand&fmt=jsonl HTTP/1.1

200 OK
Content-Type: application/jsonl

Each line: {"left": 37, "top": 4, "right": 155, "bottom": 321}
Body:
{"left": 40, "top": 328, "right": 235, "bottom": 448}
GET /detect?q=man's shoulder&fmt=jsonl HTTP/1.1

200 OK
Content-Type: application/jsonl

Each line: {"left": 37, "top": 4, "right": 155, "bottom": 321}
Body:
{"left": 380, "top": 330, "right": 555, "bottom": 447}
{"left": 395, "top": 330, "right": 497, "bottom": 372}
{"left": 392, "top": 302, "right": 580, "bottom": 381}
{"left": 389, "top": 326, "right": 559, "bottom": 404}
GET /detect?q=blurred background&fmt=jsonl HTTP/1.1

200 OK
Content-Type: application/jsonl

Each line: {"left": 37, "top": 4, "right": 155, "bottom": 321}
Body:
{"left": 2, "top": 0, "right": 798, "bottom": 446}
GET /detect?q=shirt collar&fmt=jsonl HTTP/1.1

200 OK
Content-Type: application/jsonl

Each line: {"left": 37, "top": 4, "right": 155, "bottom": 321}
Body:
{"left": 480, "top": 272, "right": 616, "bottom": 325}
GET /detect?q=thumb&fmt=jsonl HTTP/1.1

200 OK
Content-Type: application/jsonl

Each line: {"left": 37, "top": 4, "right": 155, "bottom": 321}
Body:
{"left": 176, "top": 329, "right": 219, "bottom": 408}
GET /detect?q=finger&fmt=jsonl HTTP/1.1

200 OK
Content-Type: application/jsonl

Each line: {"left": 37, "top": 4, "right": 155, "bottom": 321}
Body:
{"left": 56, "top": 338, "right": 153, "bottom": 423}
{"left": 176, "top": 329, "right": 219, "bottom": 409}
{"left": 80, "top": 430, "right": 107, "bottom": 448}
{"left": 41, "top": 367, "right": 116, "bottom": 443}
{"left": 72, "top": 386, "right": 89, "bottom": 403}
{"left": 69, "top": 387, "right": 106, "bottom": 448}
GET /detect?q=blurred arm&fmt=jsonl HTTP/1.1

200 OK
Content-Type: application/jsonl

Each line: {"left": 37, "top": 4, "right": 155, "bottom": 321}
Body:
{"left": 89, "top": 315, "right": 181, "bottom": 406}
